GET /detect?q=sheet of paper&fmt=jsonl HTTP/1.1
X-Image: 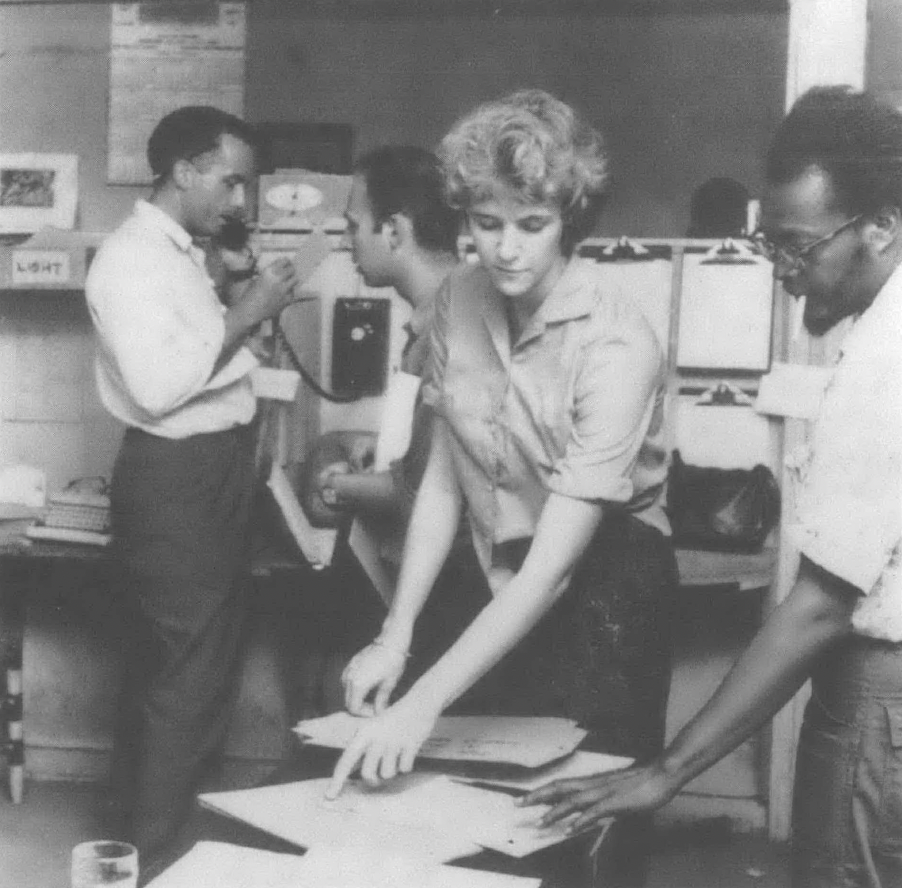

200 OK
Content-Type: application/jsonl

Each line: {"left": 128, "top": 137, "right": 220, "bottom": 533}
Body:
{"left": 447, "top": 750, "right": 634, "bottom": 792}
{"left": 293, "top": 713, "right": 588, "bottom": 768}
{"left": 199, "top": 774, "right": 583, "bottom": 864}
{"left": 267, "top": 463, "right": 337, "bottom": 569}
{"left": 198, "top": 775, "right": 483, "bottom": 863}
{"left": 145, "top": 841, "right": 311, "bottom": 888}
{"left": 591, "top": 256, "right": 673, "bottom": 355}
{"left": 147, "top": 840, "right": 542, "bottom": 888}
{"left": 755, "top": 361, "right": 835, "bottom": 420}
{"left": 297, "top": 846, "right": 541, "bottom": 888}
{"left": 676, "top": 254, "right": 774, "bottom": 371}
{"left": 675, "top": 398, "right": 774, "bottom": 470}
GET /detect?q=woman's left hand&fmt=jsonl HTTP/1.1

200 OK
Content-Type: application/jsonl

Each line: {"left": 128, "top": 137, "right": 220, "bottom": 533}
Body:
{"left": 325, "top": 697, "right": 440, "bottom": 799}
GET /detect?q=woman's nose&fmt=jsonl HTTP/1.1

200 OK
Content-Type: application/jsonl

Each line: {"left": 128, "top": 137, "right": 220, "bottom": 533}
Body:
{"left": 497, "top": 226, "right": 519, "bottom": 259}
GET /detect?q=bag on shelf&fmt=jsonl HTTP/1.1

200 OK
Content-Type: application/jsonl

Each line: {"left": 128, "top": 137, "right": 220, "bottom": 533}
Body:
{"left": 666, "top": 449, "right": 781, "bottom": 553}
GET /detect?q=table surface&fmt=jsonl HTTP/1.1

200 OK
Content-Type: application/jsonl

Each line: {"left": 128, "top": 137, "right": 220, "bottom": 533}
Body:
{"left": 0, "top": 518, "right": 309, "bottom": 577}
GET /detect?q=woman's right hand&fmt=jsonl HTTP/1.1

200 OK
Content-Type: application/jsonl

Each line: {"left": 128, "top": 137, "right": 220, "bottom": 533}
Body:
{"left": 342, "top": 637, "right": 411, "bottom": 715}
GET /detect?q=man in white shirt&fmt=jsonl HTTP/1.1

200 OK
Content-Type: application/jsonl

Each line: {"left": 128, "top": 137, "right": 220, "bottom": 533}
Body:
{"left": 86, "top": 105, "right": 303, "bottom": 867}
{"left": 523, "top": 87, "right": 902, "bottom": 888}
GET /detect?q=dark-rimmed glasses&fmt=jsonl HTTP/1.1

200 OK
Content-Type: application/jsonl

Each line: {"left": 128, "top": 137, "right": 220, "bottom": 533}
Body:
{"left": 749, "top": 213, "right": 863, "bottom": 268}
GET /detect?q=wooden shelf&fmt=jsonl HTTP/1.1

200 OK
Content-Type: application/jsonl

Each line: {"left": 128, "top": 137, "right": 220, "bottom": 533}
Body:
{"left": 676, "top": 546, "right": 776, "bottom": 592}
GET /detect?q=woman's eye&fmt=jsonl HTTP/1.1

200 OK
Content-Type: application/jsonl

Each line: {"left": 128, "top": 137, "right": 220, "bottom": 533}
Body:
{"left": 472, "top": 216, "right": 501, "bottom": 231}
{"left": 520, "top": 218, "right": 549, "bottom": 233}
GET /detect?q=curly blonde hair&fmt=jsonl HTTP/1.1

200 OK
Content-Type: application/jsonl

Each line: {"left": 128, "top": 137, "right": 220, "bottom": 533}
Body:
{"left": 438, "top": 90, "right": 609, "bottom": 254}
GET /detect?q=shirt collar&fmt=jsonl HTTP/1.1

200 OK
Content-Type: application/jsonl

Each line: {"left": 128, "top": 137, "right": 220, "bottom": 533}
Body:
{"left": 133, "top": 199, "right": 197, "bottom": 256}
{"left": 516, "top": 258, "right": 597, "bottom": 346}
{"left": 839, "top": 259, "right": 902, "bottom": 360}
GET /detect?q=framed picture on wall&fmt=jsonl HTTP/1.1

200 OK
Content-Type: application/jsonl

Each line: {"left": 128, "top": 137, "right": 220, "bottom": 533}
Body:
{"left": 0, "top": 153, "right": 78, "bottom": 234}
{"left": 256, "top": 123, "right": 354, "bottom": 175}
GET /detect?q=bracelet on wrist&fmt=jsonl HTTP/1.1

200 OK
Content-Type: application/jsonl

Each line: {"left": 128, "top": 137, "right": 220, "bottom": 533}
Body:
{"left": 371, "top": 638, "right": 411, "bottom": 660}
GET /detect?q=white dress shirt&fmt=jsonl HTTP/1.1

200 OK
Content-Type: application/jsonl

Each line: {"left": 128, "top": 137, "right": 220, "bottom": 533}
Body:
{"left": 787, "top": 262, "right": 902, "bottom": 641}
{"left": 86, "top": 200, "right": 258, "bottom": 438}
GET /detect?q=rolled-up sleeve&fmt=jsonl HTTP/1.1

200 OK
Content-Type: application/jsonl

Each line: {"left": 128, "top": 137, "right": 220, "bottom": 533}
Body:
{"left": 548, "top": 307, "right": 665, "bottom": 504}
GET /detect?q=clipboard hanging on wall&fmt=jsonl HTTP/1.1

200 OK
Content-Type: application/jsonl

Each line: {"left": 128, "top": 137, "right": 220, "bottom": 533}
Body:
{"left": 675, "top": 382, "right": 774, "bottom": 471}
{"left": 580, "top": 237, "right": 674, "bottom": 356}
{"left": 676, "top": 240, "right": 774, "bottom": 372}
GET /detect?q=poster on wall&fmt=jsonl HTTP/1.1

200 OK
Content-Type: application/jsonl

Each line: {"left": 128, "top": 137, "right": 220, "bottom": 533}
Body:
{"left": 107, "top": 2, "right": 246, "bottom": 186}
{"left": 0, "top": 153, "right": 78, "bottom": 234}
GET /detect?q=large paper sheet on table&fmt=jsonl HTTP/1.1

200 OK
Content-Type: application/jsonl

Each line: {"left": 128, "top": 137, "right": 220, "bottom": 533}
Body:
{"left": 199, "top": 775, "right": 480, "bottom": 863}
{"left": 146, "top": 841, "right": 541, "bottom": 888}
{"left": 198, "top": 774, "right": 582, "bottom": 863}
{"left": 293, "top": 713, "right": 587, "bottom": 768}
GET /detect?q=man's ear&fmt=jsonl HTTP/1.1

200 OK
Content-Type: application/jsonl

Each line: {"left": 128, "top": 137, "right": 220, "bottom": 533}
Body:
{"left": 171, "top": 158, "right": 195, "bottom": 191}
{"left": 868, "top": 204, "right": 902, "bottom": 254}
{"left": 387, "top": 212, "right": 413, "bottom": 251}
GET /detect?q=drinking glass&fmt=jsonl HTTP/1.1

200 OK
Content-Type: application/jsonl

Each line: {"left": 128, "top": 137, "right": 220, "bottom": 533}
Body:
{"left": 70, "top": 840, "right": 138, "bottom": 888}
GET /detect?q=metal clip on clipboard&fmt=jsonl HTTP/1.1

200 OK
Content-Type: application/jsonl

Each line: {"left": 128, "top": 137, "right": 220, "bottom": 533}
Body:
{"left": 603, "top": 235, "right": 652, "bottom": 261}
{"left": 689, "top": 381, "right": 755, "bottom": 407}
{"left": 699, "top": 238, "right": 759, "bottom": 265}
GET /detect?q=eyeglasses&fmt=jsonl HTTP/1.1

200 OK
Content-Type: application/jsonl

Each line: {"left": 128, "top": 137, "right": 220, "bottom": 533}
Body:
{"left": 749, "top": 213, "right": 863, "bottom": 268}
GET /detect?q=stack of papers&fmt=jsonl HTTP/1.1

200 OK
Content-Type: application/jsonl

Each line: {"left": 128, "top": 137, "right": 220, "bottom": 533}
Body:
{"left": 198, "top": 773, "right": 579, "bottom": 863}
{"left": 196, "top": 716, "right": 632, "bottom": 877}
{"left": 147, "top": 841, "right": 541, "bottom": 888}
{"left": 293, "top": 713, "right": 588, "bottom": 768}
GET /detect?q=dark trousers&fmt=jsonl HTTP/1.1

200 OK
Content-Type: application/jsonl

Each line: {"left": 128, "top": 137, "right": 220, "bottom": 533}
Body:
{"left": 109, "top": 425, "right": 256, "bottom": 862}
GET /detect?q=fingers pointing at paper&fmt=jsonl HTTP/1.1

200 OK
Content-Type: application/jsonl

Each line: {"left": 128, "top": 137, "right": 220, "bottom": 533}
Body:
{"left": 325, "top": 698, "right": 440, "bottom": 799}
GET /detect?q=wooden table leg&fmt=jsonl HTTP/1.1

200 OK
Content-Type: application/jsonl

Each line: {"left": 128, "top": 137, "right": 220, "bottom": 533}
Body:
{"left": 1, "top": 560, "right": 26, "bottom": 804}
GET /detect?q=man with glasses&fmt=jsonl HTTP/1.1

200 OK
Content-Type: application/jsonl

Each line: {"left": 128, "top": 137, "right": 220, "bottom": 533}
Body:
{"left": 522, "top": 86, "right": 902, "bottom": 887}
{"left": 86, "top": 106, "right": 303, "bottom": 869}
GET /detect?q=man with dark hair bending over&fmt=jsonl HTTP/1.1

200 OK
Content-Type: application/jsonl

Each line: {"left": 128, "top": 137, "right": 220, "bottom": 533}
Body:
{"left": 86, "top": 105, "right": 305, "bottom": 869}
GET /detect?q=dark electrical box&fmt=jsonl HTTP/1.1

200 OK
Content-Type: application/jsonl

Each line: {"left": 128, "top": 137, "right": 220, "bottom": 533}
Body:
{"left": 331, "top": 297, "right": 391, "bottom": 398}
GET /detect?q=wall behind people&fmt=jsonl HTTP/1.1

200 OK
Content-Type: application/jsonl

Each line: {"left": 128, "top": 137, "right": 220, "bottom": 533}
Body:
{"left": 868, "top": 0, "right": 902, "bottom": 104}
{"left": 0, "top": 1, "right": 786, "bottom": 782}
{"left": 243, "top": 4, "right": 786, "bottom": 237}
{"left": 0, "top": 3, "right": 786, "bottom": 236}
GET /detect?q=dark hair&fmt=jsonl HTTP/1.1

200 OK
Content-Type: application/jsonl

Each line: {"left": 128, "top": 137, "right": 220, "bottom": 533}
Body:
{"left": 766, "top": 86, "right": 902, "bottom": 215}
{"left": 354, "top": 145, "right": 461, "bottom": 254}
{"left": 688, "top": 177, "right": 750, "bottom": 238}
{"left": 439, "top": 89, "right": 609, "bottom": 256}
{"left": 147, "top": 105, "right": 258, "bottom": 183}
